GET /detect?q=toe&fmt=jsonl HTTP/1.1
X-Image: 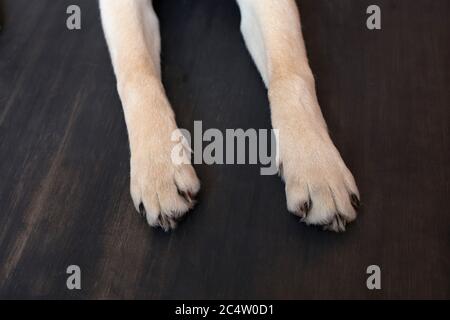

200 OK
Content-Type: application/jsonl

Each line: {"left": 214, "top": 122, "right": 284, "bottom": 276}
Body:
{"left": 158, "top": 214, "right": 177, "bottom": 231}
{"left": 340, "top": 165, "right": 360, "bottom": 200}
{"left": 141, "top": 192, "right": 161, "bottom": 227}
{"left": 286, "top": 181, "right": 310, "bottom": 218}
{"left": 304, "top": 186, "right": 336, "bottom": 225}
{"left": 158, "top": 182, "right": 192, "bottom": 219}
{"left": 329, "top": 183, "right": 357, "bottom": 222}
{"left": 324, "top": 213, "right": 347, "bottom": 232}
{"left": 174, "top": 165, "right": 200, "bottom": 196}
{"left": 298, "top": 198, "right": 312, "bottom": 220}
{"left": 130, "top": 178, "right": 142, "bottom": 213}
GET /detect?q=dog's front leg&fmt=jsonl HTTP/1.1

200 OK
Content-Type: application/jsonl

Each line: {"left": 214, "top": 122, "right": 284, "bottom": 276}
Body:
{"left": 100, "top": 0, "right": 200, "bottom": 230}
{"left": 237, "top": 0, "right": 360, "bottom": 231}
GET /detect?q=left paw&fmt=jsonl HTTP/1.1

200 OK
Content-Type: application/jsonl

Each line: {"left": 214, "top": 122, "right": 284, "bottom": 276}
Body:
{"left": 269, "top": 76, "right": 360, "bottom": 232}
{"left": 280, "top": 131, "right": 360, "bottom": 232}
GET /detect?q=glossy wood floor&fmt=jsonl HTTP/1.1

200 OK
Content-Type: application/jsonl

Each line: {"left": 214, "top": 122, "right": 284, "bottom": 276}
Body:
{"left": 0, "top": 0, "right": 449, "bottom": 299}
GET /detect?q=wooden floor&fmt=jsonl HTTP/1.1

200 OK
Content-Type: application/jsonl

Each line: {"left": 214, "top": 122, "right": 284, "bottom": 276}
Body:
{"left": 0, "top": 0, "right": 449, "bottom": 299}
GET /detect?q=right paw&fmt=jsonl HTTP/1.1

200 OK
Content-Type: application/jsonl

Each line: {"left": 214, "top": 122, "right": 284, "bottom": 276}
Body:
{"left": 119, "top": 78, "right": 200, "bottom": 231}
{"left": 130, "top": 153, "right": 200, "bottom": 231}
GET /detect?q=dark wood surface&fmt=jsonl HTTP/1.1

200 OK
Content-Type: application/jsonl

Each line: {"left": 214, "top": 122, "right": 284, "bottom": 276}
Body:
{"left": 0, "top": 0, "right": 449, "bottom": 299}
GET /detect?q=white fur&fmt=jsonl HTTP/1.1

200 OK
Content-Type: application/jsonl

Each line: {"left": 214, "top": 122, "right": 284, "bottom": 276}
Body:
{"left": 237, "top": 0, "right": 360, "bottom": 231}
{"left": 100, "top": 0, "right": 359, "bottom": 232}
{"left": 100, "top": 0, "right": 200, "bottom": 231}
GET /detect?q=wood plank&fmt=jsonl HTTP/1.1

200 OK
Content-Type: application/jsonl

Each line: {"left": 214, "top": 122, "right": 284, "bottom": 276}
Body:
{"left": 0, "top": 0, "right": 448, "bottom": 299}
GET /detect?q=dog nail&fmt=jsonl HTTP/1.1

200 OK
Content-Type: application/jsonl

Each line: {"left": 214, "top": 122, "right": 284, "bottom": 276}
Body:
{"left": 139, "top": 203, "right": 146, "bottom": 217}
{"left": 300, "top": 200, "right": 311, "bottom": 214}
{"left": 350, "top": 194, "right": 360, "bottom": 209}
{"left": 158, "top": 215, "right": 168, "bottom": 231}
{"left": 336, "top": 213, "right": 346, "bottom": 231}
{"left": 177, "top": 188, "right": 195, "bottom": 204}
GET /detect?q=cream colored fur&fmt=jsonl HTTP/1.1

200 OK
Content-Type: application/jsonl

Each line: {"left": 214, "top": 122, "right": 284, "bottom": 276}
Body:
{"left": 100, "top": 0, "right": 360, "bottom": 232}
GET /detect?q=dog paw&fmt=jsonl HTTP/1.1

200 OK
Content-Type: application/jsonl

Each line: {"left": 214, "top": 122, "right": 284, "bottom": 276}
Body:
{"left": 281, "top": 133, "right": 360, "bottom": 232}
{"left": 119, "top": 80, "right": 200, "bottom": 231}
{"left": 130, "top": 155, "right": 200, "bottom": 231}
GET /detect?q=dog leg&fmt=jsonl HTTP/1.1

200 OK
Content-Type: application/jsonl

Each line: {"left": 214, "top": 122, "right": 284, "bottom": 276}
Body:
{"left": 236, "top": 0, "right": 360, "bottom": 231}
{"left": 100, "top": 0, "right": 200, "bottom": 230}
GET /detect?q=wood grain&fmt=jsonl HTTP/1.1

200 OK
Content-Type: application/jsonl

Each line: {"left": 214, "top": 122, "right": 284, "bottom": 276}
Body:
{"left": 0, "top": 0, "right": 448, "bottom": 299}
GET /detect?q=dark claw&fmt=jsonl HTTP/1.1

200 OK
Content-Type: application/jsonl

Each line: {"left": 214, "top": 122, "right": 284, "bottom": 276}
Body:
{"left": 158, "top": 214, "right": 176, "bottom": 232}
{"left": 350, "top": 194, "right": 360, "bottom": 210}
{"left": 139, "top": 203, "right": 146, "bottom": 217}
{"left": 299, "top": 198, "right": 312, "bottom": 219}
{"left": 158, "top": 214, "right": 169, "bottom": 231}
{"left": 278, "top": 163, "right": 284, "bottom": 178}
{"left": 183, "top": 191, "right": 193, "bottom": 203}
{"left": 324, "top": 213, "right": 347, "bottom": 232}
{"left": 177, "top": 187, "right": 196, "bottom": 209}
{"left": 324, "top": 218, "right": 337, "bottom": 232}
{"left": 336, "top": 213, "right": 347, "bottom": 231}
{"left": 176, "top": 181, "right": 196, "bottom": 204}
